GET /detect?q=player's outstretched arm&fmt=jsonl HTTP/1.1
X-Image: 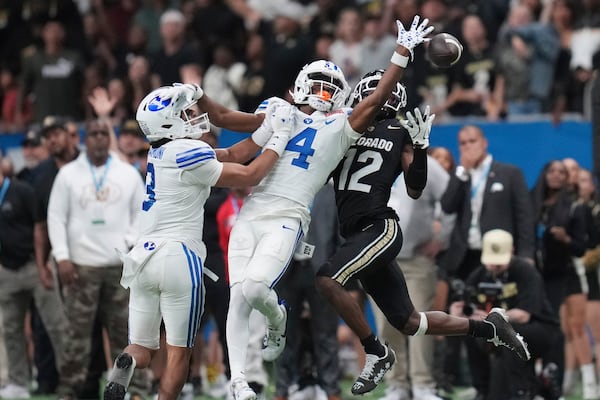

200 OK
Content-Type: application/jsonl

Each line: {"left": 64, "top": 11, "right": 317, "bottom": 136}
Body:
{"left": 401, "top": 106, "right": 435, "bottom": 199}
{"left": 349, "top": 15, "right": 433, "bottom": 134}
{"left": 216, "top": 105, "right": 294, "bottom": 187}
{"left": 215, "top": 98, "right": 287, "bottom": 163}
{"left": 176, "top": 82, "right": 266, "bottom": 133}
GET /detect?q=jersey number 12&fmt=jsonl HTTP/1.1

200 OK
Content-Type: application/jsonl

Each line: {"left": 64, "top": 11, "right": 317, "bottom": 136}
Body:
{"left": 337, "top": 149, "right": 383, "bottom": 193}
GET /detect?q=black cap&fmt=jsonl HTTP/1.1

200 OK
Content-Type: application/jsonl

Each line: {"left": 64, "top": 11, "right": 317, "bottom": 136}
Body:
{"left": 119, "top": 119, "right": 144, "bottom": 137}
{"left": 22, "top": 129, "right": 42, "bottom": 147}
{"left": 40, "top": 116, "right": 68, "bottom": 137}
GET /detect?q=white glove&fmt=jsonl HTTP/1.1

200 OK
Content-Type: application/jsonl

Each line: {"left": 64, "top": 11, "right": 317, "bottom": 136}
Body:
{"left": 401, "top": 106, "right": 435, "bottom": 149}
{"left": 264, "top": 104, "right": 295, "bottom": 156}
{"left": 251, "top": 99, "right": 293, "bottom": 146}
{"left": 173, "top": 82, "right": 204, "bottom": 101}
{"left": 396, "top": 15, "right": 434, "bottom": 60}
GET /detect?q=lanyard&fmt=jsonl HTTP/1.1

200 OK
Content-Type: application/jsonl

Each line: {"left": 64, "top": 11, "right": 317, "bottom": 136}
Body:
{"left": 470, "top": 162, "right": 491, "bottom": 199}
{"left": 0, "top": 178, "right": 10, "bottom": 206}
{"left": 88, "top": 155, "right": 112, "bottom": 195}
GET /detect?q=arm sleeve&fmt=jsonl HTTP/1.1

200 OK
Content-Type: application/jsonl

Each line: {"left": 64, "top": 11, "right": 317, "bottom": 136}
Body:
{"left": 405, "top": 148, "right": 428, "bottom": 192}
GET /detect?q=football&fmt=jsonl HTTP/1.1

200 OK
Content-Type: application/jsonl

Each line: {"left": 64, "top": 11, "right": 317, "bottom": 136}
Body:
{"left": 427, "top": 33, "right": 463, "bottom": 69}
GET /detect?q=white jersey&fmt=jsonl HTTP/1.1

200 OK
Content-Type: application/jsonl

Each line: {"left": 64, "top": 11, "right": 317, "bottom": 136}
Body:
{"left": 137, "top": 139, "right": 223, "bottom": 256}
{"left": 241, "top": 104, "right": 361, "bottom": 232}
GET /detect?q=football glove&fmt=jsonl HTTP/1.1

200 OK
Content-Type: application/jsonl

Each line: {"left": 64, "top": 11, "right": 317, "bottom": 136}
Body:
{"left": 264, "top": 104, "right": 295, "bottom": 156}
{"left": 401, "top": 106, "right": 435, "bottom": 149}
{"left": 396, "top": 15, "right": 434, "bottom": 60}
{"left": 173, "top": 82, "right": 204, "bottom": 101}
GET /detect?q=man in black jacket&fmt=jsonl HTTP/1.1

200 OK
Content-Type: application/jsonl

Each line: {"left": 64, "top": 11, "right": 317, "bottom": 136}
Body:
{"left": 441, "top": 125, "right": 534, "bottom": 279}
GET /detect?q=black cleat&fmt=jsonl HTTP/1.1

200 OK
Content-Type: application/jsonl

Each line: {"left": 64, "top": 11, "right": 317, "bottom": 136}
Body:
{"left": 103, "top": 353, "right": 134, "bottom": 400}
{"left": 484, "top": 308, "right": 531, "bottom": 361}
{"left": 351, "top": 342, "right": 396, "bottom": 395}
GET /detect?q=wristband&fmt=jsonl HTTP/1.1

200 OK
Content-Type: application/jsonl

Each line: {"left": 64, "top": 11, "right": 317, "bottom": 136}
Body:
{"left": 264, "top": 134, "right": 289, "bottom": 156}
{"left": 391, "top": 51, "right": 409, "bottom": 68}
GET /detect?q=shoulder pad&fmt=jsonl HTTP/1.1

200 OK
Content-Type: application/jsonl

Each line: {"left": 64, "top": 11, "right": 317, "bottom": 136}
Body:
{"left": 174, "top": 140, "right": 216, "bottom": 169}
{"left": 254, "top": 97, "right": 288, "bottom": 115}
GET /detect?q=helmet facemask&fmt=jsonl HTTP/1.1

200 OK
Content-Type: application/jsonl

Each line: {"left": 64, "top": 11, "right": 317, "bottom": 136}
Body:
{"left": 181, "top": 105, "right": 211, "bottom": 139}
{"left": 292, "top": 61, "right": 351, "bottom": 112}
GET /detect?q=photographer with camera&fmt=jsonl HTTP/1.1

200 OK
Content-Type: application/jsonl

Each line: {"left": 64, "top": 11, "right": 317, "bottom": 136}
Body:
{"left": 450, "top": 230, "right": 560, "bottom": 400}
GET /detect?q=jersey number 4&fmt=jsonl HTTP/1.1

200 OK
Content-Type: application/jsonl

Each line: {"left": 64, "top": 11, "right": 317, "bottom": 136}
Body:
{"left": 142, "top": 162, "right": 156, "bottom": 211}
{"left": 337, "top": 149, "right": 383, "bottom": 193}
{"left": 286, "top": 128, "right": 316, "bottom": 169}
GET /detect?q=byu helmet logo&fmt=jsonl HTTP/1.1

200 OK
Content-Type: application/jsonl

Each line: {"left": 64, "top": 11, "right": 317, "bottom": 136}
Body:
{"left": 148, "top": 96, "right": 171, "bottom": 112}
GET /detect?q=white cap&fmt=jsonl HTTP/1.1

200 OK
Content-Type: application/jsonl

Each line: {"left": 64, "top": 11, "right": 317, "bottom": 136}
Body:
{"left": 481, "top": 229, "right": 513, "bottom": 265}
{"left": 160, "top": 9, "right": 185, "bottom": 26}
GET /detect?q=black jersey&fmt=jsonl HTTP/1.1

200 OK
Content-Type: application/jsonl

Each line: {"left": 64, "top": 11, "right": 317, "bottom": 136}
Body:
{"left": 331, "top": 118, "right": 412, "bottom": 236}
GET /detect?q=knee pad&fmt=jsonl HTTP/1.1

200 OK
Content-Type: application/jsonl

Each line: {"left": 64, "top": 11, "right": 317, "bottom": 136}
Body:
{"left": 241, "top": 279, "right": 270, "bottom": 310}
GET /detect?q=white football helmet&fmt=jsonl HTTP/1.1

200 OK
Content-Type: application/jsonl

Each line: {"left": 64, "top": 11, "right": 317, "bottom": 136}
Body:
{"left": 136, "top": 85, "right": 210, "bottom": 142}
{"left": 291, "top": 60, "right": 351, "bottom": 112}
{"left": 351, "top": 69, "right": 407, "bottom": 119}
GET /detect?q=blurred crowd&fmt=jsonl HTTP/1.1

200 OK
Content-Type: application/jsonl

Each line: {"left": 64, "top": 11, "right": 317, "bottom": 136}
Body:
{"left": 1, "top": 0, "right": 600, "bottom": 400}
{"left": 1, "top": 0, "right": 600, "bottom": 138}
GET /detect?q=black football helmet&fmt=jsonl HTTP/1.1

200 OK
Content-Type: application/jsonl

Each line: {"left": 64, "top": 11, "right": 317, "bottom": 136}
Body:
{"left": 351, "top": 69, "right": 407, "bottom": 120}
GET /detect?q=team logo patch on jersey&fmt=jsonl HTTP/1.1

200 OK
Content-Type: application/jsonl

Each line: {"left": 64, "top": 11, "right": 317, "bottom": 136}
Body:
{"left": 147, "top": 96, "right": 171, "bottom": 111}
{"left": 303, "top": 118, "right": 313, "bottom": 124}
{"left": 144, "top": 241, "right": 156, "bottom": 251}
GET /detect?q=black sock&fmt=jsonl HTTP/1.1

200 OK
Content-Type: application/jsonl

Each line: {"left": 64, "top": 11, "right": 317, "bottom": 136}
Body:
{"left": 360, "top": 333, "right": 385, "bottom": 357}
{"left": 468, "top": 319, "right": 494, "bottom": 339}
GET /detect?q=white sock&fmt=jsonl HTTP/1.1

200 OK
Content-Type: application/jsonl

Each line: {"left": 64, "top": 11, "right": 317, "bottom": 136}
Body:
{"left": 226, "top": 283, "right": 253, "bottom": 381}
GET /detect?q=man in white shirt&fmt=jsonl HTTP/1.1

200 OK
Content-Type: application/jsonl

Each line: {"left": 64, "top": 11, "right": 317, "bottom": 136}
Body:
{"left": 47, "top": 119, "right": 145, "bottom": 399}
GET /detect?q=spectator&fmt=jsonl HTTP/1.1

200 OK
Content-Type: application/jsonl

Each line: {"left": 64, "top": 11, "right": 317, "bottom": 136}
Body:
{"left": 114, "top": 23, "right": 149, "bottom": 79}
{"left": 377, "top": 155, "right": 455, "bottom": 400}
{"left": 151, "top": 9, "right": 203, "bottom": 87}
{"left": 359, "top": 12, "right": 398, "bottom": 79}
{"left": 124, "top": 56, "right": 155, "bottom": 115}
{"left": 1, "top": 64, "right": 32, "bottom": 132}
{"left": 494, "top": 4, "right": 560, "bottom": 117}
{"left": 131, "top": 0, "right": 170, "bottom": 54}
{"left": 440, "top": 125, "right": 535, "bottom": 390}
{"left": 260, "top": 6, "right": 313, "bottom": 99}
{"left": 17, "top": 20, "right": 85, "bottom": 123}
{"left": 429, "top": 146, "right": 456, "bottom": 173}
{"left": 190, "top": 0, "right": 246, "bottom": 69}
{"left": 115, "top": 119, "right": 147, "bottom": 169}
{"left": 449, "top": 229, "right": 561, "bottom": 400}
{"left": 548, "top": 0, "right": 579, "bottom": 124}
{"left": 16, "top": 129, "right": 49, "bottom": 183}
{"left": 30, "top": 116, "right": 80, "bottom": 395}
{"left": 0, "top": 152, "right": 66, "bottom": 400}
{"left": 440, "top": 125, "right": 535, "bottom": 279}
{"left": 202, "top": 43, "right": 245, "bottom": 111}
{"left": 530, "top": 160, "right": 592, "bottom": 399}
{"left": 236, "top": 33, "right": 269, "bottom": 113}
{"left": 48, "top": 118, "right": 147, "bottom": 399}
{"left": 442, "top": 14, "right": 500, "bottom": 120}
{"left": 578, "top": 168, "right": 600, "bottom": 395}
{"left": 329, "top": 7, "right": 364, "bottom": 89}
